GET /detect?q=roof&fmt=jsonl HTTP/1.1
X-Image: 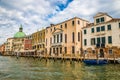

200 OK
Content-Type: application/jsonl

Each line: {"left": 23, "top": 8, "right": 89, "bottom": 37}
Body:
{"left": 82, "top": 18, "right": 120, "bottom": 29}
{"left": 46, "top": 17, "right": 89, "bottom": 29}
{"left": 14, "top": 32, "right": 26, "bottom": 38}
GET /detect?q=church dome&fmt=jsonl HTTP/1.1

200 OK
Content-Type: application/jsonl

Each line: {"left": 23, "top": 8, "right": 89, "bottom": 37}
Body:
{"left": 14, "top": 25, "right": 26, "bottom": 38}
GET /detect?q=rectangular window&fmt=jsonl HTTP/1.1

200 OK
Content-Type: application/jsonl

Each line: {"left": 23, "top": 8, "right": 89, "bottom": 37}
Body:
{"left": 91, "top": 28, "right": 94, "bottom": 33}
{"left": 107, "top": 24, "right": 111, "bottom": 30}
{"left": 96, "top": 27, "right": 100, "bottom": 32}
{"left": 60, "top": 33, "right": 62, "bottom": 42}
{"left": 97, "top": 37, "right": 100, "bottom": 44}
{"left": 84, "top": 30, "right": 87, "bottom": 34}
{"left": 101, "top": 17, "right": 104, "bottom": 22}
{"left": 53, "top": 48, "right": 55, "bottom": 53}
{"left": 96, "top": 19, "right": 100, "bottom": 23}
{"left": 65, "top": 34, "right": 67, "bottom": 43}
{"left": 101, "top": 26, "right": 105, "bottom": 31}
{"left": 78, "top": 32, "right": 80, "bottom": 41}
{"left": 57, "top": 34, "right": 59, "bottom": 43}
{"left": 72, "top": 46, "right": 75, "bottom": 54}
{"left": 65, "top": 23, "right": 67, "bottom": 28}
{"left": 60, "top": 25, "right": 62, "bottom": 28}
{"left": 108, "top": 36, "right": 112, "bottom": 44}
{"left": 72, "top": 21, "right": 74, "bottom": 26}
{"left": 60, "top": 47, "right": 62, "bottom": 54}
{"left": 54, "top": 35, "right": 55, "bottom": 43}
{"left": 84, "top": 39, "right": 87, "bottom": 46}
{"left": 91, "top": 38, "right": 96, "bottom": 45}
{"left": 78, "top": 20, "right": 80, "bottom": 24}
{"left": 72, "top": 32, "right": 75, "bottom": 43}
{"left": 101, "top": 37, "right": 106, "bottom": 44}
{"left": 64, "top": 47, "right": 67, "bottom": 54}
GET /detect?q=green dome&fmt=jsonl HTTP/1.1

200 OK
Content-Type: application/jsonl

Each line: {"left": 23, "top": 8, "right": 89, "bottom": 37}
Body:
{"left": 14, "top": 25, "right": 26, "bottom": 38}
{"left": 14, "top": 32, "right": 26, "bottom": 38}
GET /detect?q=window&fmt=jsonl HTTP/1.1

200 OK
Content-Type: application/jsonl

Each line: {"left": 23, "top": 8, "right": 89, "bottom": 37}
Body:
{"left": 101, "top": 37, "right": 106, "bottom": 44}
{"left": 91, "top": 38, "right": 95, "bottom": 45}
{"left": 84, "top": 39, "right": 87, "bottom": 46}
{"left": 91, "top": 28, "right": 94, "bottom": 33}
{"left": 57, "top": 34, "right": 59, "bottom": 43}
{"left": 72, "top": 21, "right": 74, "bottom": 26}
{"left": 97, "top": 37, "right": 100, "bottom": 44}
{"left": 108, "top": 36, "right": 112, "bottom": 44}
{"left": 72, "top": 32, "right": 75, "bottom": 43}
{"left": 60, "top": 47, "right": 62, "bottom": 54}
{"left": 107, "top": 24, "right": 111, "bottom": 30}
{"left": 101, "top": 26, "right": 105, "bottom": 31}
{"left": 78, "top": 32, "right": 80, "bottom": 41}
{"left": 65, "top": 34, "right": 67, "bottom": 43}
{"left": 54, "top": 35, "right": 55, "bottom": 43}
{"left": 60, "top": 33, "right": 62, "bottom": 42}
{"left": 72, "top": 46, "right": 75, "bottom": 54}
{"left": 78, "top": 20, "right": 80, "bottom": 24}
{"left": 84, "top": 30, "right": 87, "bottom": 34}
{"left": 51, "top": 28, "right": 52, "bottom": 32}
{"left": 96, "top": 27, "right": 100, "bottom": 32}
{"left": 65, "top": 23, "right": 67, "bottom": 28}
{"left": 101, "top": 17, "right": 104, "bottom": 22}
{"left": 119, "top": 23, "right": 120, "bottom": 28}
{"left": 64, "top": 47, "right": 67, "bottom": 53}
{"left": 60, "top": 25, "right": 62, "bottom": 28}
{"left": 53, "top": 48, "right": 55, "bottom": 53}
{"left": 96, "top": 19, "right": 100, "bottom": 23}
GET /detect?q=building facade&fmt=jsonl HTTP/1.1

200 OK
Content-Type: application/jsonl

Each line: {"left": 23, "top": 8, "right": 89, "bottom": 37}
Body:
{"left": 0, "top": 44, "right": 5, "bottom": 55}
{"left": 45, "top": 17, "right": 89, "bottom": 56}
{"left": 32, "top": 29, "right": 45, "bottom": 52}
{"left": 24, "top": 35, "right": 32, "bottom": 50}
{"left": 13, "top": 25, "right": 26, "bottom": 52}
{"left": 5, "top": 38, "right": 14, "bottom": 55}
{"left": 82, "top": 12, "right": 120, "bottom": 54}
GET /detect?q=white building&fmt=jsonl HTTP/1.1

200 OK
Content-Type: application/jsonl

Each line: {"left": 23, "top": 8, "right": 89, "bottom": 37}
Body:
{"left": 82, "top": 12, "right": 120, "bottom": 51}
{"left": 5, "top": 38, "right": 14, "bottom": 55}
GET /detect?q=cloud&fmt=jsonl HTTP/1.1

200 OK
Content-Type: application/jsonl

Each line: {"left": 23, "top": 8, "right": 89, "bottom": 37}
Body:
{"left": 0, "top": 0, "right": 120, "bottom": 45}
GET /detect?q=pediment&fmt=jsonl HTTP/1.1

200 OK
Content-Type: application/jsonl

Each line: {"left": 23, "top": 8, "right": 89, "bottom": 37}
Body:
{"left": 94, "top": 12, "right": 107, "bottom": 18}
{"left": 52, "top": 28, "right": 63, "bottom": 34}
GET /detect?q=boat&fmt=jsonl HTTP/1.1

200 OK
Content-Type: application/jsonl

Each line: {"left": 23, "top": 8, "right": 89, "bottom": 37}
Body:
{"left": 83, "top": 59, "right": 108, "bottom": 65}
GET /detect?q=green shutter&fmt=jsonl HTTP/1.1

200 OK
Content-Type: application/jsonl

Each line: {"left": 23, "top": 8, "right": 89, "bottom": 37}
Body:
{"left": 107, "top": 25, "right": 111, "bottom": 30}
{"left": 108, "top": 36, "right": 112, "bottom": 44}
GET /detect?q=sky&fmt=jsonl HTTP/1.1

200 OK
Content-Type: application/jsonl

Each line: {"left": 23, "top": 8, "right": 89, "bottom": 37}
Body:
{"left": 0, "top": 0, "right": 120, "bottom": 45}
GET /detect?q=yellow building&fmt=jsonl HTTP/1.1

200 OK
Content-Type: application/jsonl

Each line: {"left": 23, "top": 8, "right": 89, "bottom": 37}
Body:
{"left": 32, "top": 29, "right": 45, "bottom": 52}
{"left": 45, "top": 17, "right": 89, "bottom": 56}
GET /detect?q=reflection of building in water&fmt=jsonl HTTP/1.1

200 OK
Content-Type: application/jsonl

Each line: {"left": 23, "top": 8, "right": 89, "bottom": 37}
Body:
{"left": 45, "top": 17, "right": 89, "bottom": 56}
{"left": 82, "top": 12, "right": 120, "bottom": 57}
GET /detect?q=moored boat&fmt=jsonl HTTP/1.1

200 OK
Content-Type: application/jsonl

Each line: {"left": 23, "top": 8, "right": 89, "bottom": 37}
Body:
{"left": 83, "top": 59, "right": 108, "bottom": 65}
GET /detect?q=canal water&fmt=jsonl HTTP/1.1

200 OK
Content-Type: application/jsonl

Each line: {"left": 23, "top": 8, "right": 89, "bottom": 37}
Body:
{"left": 0, "top": 56, "right": 120, "bottom": 80}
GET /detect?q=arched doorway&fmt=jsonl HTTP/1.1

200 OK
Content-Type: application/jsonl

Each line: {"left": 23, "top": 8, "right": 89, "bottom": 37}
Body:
{"left": 99, "top": 48, "right": 104, "bottom": 57}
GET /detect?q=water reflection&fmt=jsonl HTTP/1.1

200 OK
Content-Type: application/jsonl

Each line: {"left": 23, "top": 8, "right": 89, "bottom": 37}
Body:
{"left": 0, "top": 56, "right": 120, "bottom": 80}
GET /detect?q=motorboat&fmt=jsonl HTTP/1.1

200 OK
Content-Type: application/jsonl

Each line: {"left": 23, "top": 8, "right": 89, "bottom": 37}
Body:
{"left": 83, "top": 59, "right": 108, "bottom": 65}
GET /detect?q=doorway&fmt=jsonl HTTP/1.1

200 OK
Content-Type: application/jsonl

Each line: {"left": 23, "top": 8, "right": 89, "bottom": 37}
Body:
{"left": 99, "top": 49, "right": 104, "bottom": 57}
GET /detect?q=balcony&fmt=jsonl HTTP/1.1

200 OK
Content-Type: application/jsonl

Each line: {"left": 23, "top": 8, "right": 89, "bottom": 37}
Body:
{"left": 51, "top": 42, "right": 64, "bottom": 47}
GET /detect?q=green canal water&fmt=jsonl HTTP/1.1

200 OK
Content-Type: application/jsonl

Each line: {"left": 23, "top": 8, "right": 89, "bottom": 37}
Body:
{"left": 0, "top": 56, "right": 120, "bottom": 80}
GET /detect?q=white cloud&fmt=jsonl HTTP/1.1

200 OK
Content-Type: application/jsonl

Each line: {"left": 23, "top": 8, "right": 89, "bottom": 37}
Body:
{"left": 0, "top": 0, "right": 120, "bottom": 45}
